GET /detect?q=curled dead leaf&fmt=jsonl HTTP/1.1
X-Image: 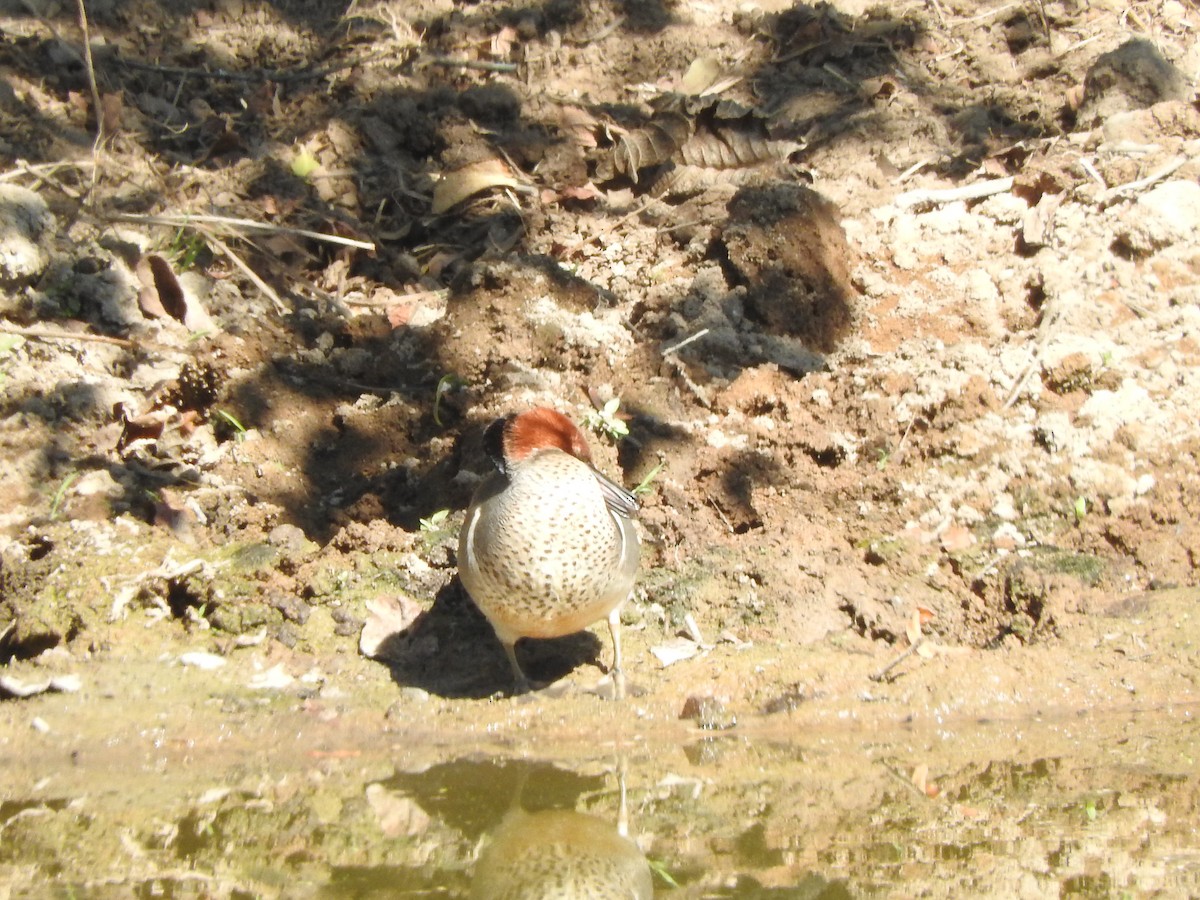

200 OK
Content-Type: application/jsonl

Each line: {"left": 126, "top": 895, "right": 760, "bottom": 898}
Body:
{"left": 432, "top": 159, "right": 525, "bottom": 214}
{"left": 116, "top": 405, "right": 169, "bottom": 454}
{"left": 678, "top": 128, "right": 797, "bottom": 170}
{"left": 136, "top": 254, "right": 216, "bottom": 333}
{"left": 136, "top": 254, "right": 185, "bottom": 321}
{"left": 605, "top": 113, "right": 693, "bottom": 183}
{"left": 905, "top": 608, "right": 923, "bottom": 646}
{"left": 101, "top": 92, "right": 124, "bottom": 136}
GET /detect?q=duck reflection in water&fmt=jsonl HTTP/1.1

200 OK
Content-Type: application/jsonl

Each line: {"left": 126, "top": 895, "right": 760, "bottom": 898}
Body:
{"left": 470, "top": 762, "right": 652, "bottom": 900}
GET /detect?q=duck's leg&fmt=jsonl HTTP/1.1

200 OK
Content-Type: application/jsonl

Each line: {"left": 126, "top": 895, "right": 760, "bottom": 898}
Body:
{"left": 607, "top": 607, "right": 626, "bottom": 700}
{"left": 502, "top": 639, "right": 534, "bottom": 695}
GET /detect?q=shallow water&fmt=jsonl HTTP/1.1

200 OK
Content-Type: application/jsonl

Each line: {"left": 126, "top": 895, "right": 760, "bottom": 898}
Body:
{"left": 2, "top": 701, "right": 1197, "bottom": 898}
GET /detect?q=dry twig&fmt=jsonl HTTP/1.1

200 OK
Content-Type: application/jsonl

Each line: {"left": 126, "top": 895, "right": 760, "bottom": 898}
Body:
{"left": 112, "top": 55, "right": 370, "bottom": 84}
{"left": 109, "top": 212, "right": 376, "bottom": 251}
{"left": 894, "top": 176, "right": 1014, "bottom": 210}
{"left": 206, "top": 235, "right": 289, "bottom": 315}
{"left": 1100, "top": 157, "right": 1186, "bottom": 203}
{"left": 870, "top": 638, "right": 925, "bottom": 683}
{"left": 75, "top": 0, "right": 105, "bottom": 185}
{"left": 0, "top": 325, "right": 134, "bottom": 348}
{"left": 425, "top": 56, "right": 518, "bottom": 73}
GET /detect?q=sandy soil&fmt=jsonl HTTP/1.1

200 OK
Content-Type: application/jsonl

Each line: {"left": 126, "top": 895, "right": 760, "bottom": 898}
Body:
{"left": 1, "top": 0, "right": 1200, "bottom": 893}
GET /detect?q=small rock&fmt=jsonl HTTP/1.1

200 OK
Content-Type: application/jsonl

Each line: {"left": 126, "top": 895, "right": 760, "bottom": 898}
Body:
{"left": 359, "top": 594, "right": 423, "bottom": 659}
{"left": 73, "top": 470, "right": 122, "bottom": 498}
{"left": 333, "top": 347, "right": 374, "bottom": 378}
{"left": 180, "top": 651, "right": 226, "bottom": 670}
{"left": 248, "top": 664, "right": 294, "bottom": 690}
{"left": 1117, "top": 181, "right": 1200, "bottom": 254}
{"left": 0, "top": 184, "right": 55, "bottom": 286}
{"left": 651, "top": 637, "right": 700, "bottom": 667}
{"left": 0, "top": 673, "right": 82, "bottom": 698}
{"left": 268, "top": 592, "right": 311, "bottom": 625}
{"left": 940, "top": 523, "right": 976, "bottom": 553}
{"left": 267, "top": 523, "right": 308, "bottom": 551}
{"left": 680, "top": 694, "right": 736, "bottom": 730}
{"left": 1078, "top": 39, "right": 1188, "bottom": 129}
{"left": 991, "top": 522, "right": 1025, "bottom": 551}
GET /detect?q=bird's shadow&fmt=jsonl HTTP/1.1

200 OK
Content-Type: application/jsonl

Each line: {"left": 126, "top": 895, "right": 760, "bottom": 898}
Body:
{"left": 377, "top": 581, "right": 604, "bottom": 699}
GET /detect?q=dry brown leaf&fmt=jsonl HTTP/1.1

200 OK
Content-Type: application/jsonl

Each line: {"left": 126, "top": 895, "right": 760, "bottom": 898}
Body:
{"left": 115, "top": 405, "right": 169, "bottom": 453}
{"left": 135, "top": 254, "right": 217, "bottom": 333}
{"left": 905, "top": 608, "right": 923, "bottom": 646}
{"left": 608, "top": 113, "right": 692, "bottom": 182}
{"left": 101, "top": 92, "right": 124, "bottom": 136}
{"left": 136, "top": 254, "right": 185, "bottom": 321}
{"left": 1066, "top": 83, "right": 1086, "bottom": 111}
{"left": 432, "top": 159, "right": 524, "bottom": 214}
{"left": 557, "top": 106, "right": 599, "bottom": 147}
{"left": 678, "top": 128, "right": 795, "bottom": 169}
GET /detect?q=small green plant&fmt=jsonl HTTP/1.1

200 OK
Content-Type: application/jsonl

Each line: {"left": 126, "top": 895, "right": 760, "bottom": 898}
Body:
{"left": 432, "top": 374, "right": 465, "bottom": 426}
{"left": 49, "top": 472, "right": 78, "bottom": 520}
{"left": 419, "top": 509, "right": 450, "bottom": 534}
{"left": 291, "top": 147, "right": 320, "bottom": 178}
{"left": 1072, "top": 495, "right": 1088, "bottom": 523}
{"left": 215, "top": 409, "right": 247, "bottom": 439}
{"left": 584, "top": 396, "right": 629, "bottom": 440}
{"left": 168, "top": 228, "right": 208, "bottom": 270}
{"left": 632, "top": 460, "right": 665, "bottom": 496}
{"left": 647, "top": 858, "right": 680, "bottom": 888}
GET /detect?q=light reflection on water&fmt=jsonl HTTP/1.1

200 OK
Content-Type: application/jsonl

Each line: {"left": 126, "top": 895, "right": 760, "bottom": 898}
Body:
{"left": 1, "top": 710, "right": 1198, "bottom": 897}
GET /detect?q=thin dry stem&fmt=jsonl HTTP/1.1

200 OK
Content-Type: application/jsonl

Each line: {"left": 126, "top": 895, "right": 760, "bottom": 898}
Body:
{"left": 76, "top": 0, "right": 105, "bottom": 182}
{"left": 110, "top": 212, "right": 376, "bottom": 251}
{"left": 206, "top": 235, "right": 289, "bottom": 315}
{"left": 0, "top": 325, "right": 134, "bottom": 348}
